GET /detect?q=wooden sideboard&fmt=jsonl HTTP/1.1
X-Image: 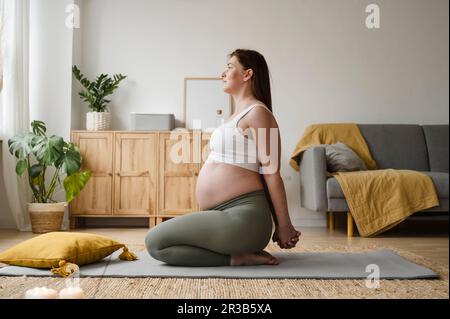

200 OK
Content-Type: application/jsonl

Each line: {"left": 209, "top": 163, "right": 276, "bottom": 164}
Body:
{"left": 69, "top": 130, "right": 211, "bottom": 229}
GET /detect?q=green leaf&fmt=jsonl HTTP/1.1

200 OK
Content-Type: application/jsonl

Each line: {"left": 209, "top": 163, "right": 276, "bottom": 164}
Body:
{"left": 16, "top": 159, "right": 27, "bottom": 175}
{"left": 8, "top": 133, "right": 34, "bottom": 159}
{"left": 31, "top": 121, "right": 47, "bottom": 135}
{"left": 63, "top": 170, "right": 91, "bottom": 203}
{"left": 31, "top": 120, "right": 46, "bottom": 136}
{"left": 73, "top": 65, "right": 92, "bottom": 90}
{"left": 32, "top": 135, "right": 64, "bottom": 165}
{"left": 29, "top": 164, "right": 44, "bottom": 187}
{"left": 30, "top": 164, "right": 43, "bottom": 178}
{"left": 56, "top": 143, "right": 82, "bottom": 175}
{"left": 32, "top": 174, "right": 44, "bottom": 186}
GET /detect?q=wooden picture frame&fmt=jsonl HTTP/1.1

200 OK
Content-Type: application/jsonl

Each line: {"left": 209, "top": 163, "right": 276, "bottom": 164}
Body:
{"left": 183, "top": 77, "right": 234, "bottom": 131}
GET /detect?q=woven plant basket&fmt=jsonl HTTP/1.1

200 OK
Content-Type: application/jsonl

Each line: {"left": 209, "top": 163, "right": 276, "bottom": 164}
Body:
{"left": 86, "top": 111, "right": 111, "bottom": 131}
{"left": 28, "top": 202, "right": 67, "bottom": 233}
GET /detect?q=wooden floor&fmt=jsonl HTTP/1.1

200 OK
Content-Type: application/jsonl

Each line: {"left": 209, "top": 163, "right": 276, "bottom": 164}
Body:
{"left": 0, "top": 219, "right": 448, "bottom": 267}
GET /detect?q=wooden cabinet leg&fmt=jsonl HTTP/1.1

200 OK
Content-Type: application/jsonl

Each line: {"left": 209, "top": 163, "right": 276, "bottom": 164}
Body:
{"left": 156, "top": 217, "right": 163, "bottom": 224}
{"left": 149, "top": 217, "right": 156, "bottom": 228}
{"left": 69, "top": 217, "right": 76, "bottom": 230}
{"left": 347, "top": 212, "right": 354, "bottom": 237}
{"left": 327, "top": 211, "right": 335, "bottom": 230}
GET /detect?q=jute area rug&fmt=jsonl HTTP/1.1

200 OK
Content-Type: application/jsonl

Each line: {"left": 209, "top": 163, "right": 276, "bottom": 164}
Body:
{"left": 0, "top": 243, "right": 448, "bottom": 299}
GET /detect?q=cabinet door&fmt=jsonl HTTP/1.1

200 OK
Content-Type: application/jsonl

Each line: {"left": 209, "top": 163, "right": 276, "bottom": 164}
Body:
{"left": 70, "top": 132, "right": 113, "bottom": 215}
{"left": 114, "top": 133, "right": 158, "bottom": 216}
{"left": 158, "top": 131, "right": 200, "bottom": 216}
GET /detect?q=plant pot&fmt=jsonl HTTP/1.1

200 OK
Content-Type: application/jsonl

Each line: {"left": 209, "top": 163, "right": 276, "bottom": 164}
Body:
{"left": 86, "top": 111, "right": 111, "bottom": 131}
{"left": 28, "top": 202, "right": 67, "bottom": 233}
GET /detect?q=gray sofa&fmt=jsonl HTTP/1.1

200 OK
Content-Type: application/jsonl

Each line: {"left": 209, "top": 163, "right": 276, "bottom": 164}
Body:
{"left": 298, "top": 124, "right": 449, "bottom": 237}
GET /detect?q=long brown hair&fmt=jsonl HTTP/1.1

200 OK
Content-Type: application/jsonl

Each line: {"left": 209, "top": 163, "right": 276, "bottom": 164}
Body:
{"left": 229, "top": 49, "right": 273, "bottom": 112}
{"left": 229, "top": 49, "right": 277, "bottom": 220}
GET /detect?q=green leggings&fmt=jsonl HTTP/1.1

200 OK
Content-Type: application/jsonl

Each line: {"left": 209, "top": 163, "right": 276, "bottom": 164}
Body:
{"left": 145, "top": 189, "right": 274, "bottom": 266}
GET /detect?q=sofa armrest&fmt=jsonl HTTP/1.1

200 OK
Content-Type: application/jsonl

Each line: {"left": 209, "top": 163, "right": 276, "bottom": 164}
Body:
{"left": 299, "top": 146, "right": 328, "bottom": 212}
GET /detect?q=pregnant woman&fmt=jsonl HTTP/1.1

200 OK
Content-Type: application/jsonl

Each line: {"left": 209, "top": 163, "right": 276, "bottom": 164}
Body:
{"left": 145, "top": 49, "right": 301, "bottom": 266}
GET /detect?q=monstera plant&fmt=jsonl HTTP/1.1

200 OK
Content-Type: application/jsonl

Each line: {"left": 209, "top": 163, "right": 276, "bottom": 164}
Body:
{"left": 8, "top": 120, "right": 91, "bottom": 233}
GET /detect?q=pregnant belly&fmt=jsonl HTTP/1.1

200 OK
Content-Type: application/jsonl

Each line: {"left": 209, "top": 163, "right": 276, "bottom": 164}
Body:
{"left": 196, "top": 161, "right": 264, "bottom": 210}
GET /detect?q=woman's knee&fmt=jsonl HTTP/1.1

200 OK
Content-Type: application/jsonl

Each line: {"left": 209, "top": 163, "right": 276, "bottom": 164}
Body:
{"left": 145, "top": 232, "right": 165, "bottom": 262}
{"left": 145, "top": 227, "right": 165, "bottom": 254}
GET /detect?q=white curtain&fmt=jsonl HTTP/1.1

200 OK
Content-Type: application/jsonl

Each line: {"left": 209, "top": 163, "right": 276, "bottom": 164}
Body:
{"left": 1, "top": 0, "right": 32, "bottom": 231}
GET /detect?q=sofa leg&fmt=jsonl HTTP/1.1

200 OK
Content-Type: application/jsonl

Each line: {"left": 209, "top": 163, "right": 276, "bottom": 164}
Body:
{"left": 327, "top": 211, "right": 335, "bottom": 230}
{"left": 347, "top": 212, "right": 354, "bottom": 237}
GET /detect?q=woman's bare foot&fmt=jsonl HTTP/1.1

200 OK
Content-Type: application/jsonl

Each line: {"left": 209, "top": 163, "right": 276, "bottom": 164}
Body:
{"left": 230, "top": 250, "right": 279, "bottom": 266}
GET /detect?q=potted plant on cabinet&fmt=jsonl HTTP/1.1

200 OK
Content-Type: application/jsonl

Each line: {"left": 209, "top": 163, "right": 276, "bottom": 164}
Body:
{"left": 8, "top": 120, "right": 92, "bottom": 233}
{"left": 72, "top": 65, "right": 127, "bottom": 131}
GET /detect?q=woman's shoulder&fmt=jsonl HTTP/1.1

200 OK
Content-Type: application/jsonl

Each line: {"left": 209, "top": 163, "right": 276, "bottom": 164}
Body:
{"left": 247, "top": 103, "right": 276, "bottom": 123}
{"left": 236, "top": 104, "right": 277, "bottom": 131}
{"left": 252, "top": 103, "right": 271, "bottom": 112}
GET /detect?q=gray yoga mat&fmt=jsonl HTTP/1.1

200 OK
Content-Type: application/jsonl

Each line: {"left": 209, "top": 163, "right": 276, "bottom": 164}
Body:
{"left": 0, "top": 249, "right": 439, "bottom": 279}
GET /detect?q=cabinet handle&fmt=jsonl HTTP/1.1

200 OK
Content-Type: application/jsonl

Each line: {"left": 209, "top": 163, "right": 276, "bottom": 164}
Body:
{"left": 115, "top": 171, "right": 149, "bottom": 177}
{"left": 139, "top": 170, "right": 149, "bottom": 177}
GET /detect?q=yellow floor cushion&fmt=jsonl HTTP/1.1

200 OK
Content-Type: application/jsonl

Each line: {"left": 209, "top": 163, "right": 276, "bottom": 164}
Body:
{"left": 0, "top": 232, "right": 137, "bottom": 277}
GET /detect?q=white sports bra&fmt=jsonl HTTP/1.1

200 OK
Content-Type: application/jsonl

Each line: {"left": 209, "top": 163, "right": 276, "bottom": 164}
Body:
{"left": 206, "top": 103, "right": 273, "bottom": 173}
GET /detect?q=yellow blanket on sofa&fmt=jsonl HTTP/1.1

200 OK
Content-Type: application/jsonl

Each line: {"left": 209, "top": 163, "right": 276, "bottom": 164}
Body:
{"left": 334, "top": 169, "right": 439, "bottom": 237}
{"left": 289, "top": 123, "right": 377, "bottom": 171}
{"left": 289, "top": 123, "right": 439, "bottom": 237}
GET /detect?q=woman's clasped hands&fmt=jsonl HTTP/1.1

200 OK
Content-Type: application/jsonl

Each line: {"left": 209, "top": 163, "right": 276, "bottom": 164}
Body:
{"left": 272, "top": 223, "right": 301, "bottom": 249}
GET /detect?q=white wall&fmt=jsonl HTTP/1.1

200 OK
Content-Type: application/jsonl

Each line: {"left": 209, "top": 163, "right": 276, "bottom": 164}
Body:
{"left": 1, "top": 0, "right": 448, "bottom": 228}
